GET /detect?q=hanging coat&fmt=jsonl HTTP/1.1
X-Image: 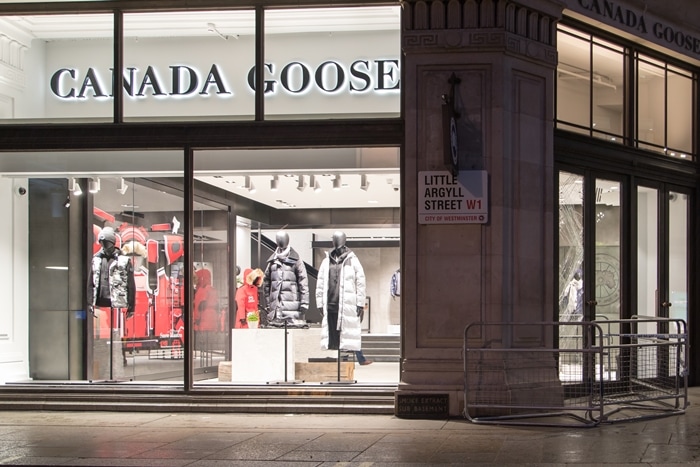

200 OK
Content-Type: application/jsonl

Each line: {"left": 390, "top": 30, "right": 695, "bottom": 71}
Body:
{"left": 193, "top": 268, "right": 219, "bottom": 331}
{"left": 263, "top": 246, "right": 309, "bottom": 325}
{"left": 235, "top": 268, "right": 264, "bottom": 329}
{"left": 316, "top": 248, "right": 366, "bottom": 351}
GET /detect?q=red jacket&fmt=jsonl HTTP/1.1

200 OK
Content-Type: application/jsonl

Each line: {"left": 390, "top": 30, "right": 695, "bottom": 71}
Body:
{"left": 235, "top": 268, "right": 264, "bottom": 328}
{"left": 193, "top": 268, "right": 219, "bottom": 331}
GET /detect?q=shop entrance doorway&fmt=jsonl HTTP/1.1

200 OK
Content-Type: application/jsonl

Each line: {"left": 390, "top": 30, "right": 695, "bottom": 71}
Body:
{"left": 557, "top": 168, "right": 692, "bottom": 385}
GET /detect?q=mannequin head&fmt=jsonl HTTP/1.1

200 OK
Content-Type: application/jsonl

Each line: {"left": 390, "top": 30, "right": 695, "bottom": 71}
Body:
{"left": 332, "top": 231, "right": 347, "bottom": 249}
{"left": 98, "top": 227, "right": 117, "bottom": 253}
{"left": 276, "top": 231, "right": 290, "bottom": 249}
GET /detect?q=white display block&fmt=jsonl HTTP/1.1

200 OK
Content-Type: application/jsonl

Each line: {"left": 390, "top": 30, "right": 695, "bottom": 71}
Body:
{"left": 230, "top": 329, "right": 295, "bottom": 382}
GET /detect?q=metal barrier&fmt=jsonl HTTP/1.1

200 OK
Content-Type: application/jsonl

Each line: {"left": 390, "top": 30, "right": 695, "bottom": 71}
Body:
{"left": 463, "top": 319, "right": 688, "bottom": 427}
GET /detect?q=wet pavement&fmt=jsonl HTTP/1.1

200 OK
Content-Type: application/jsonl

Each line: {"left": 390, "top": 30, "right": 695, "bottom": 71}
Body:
{"left": 0, "top": 387, "right": 698, "bottom": 466}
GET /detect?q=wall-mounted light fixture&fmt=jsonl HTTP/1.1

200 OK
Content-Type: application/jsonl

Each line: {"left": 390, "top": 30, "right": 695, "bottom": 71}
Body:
{"left": 88, "top": 178, "right": 100, "bottom": 194}
{"left": 117, "top": 178, "right": 128, "bottom": 195}
{"left": 333, "top": 175, "right": 342, "bottom": 190}
{"left": 297, "top": 175, "right": 307, "bottom": 191}
{"left": 69, "top": 178, "right": 82, "bottom": 196}
{"left": 360, "top": 174, "right": 370, "bottom": 191}
{"left": 270, "top": 175, "right": 279, "bottom": 191}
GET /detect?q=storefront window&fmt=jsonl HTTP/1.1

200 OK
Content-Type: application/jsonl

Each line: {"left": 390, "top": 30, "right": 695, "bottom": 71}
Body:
{"left": 264, "top": 7, "right": 401, "bottom": 120}
{"left": 0, "top": 150, "right": 184, "bottom": 382}
{"left": 123, "top": 10, "right": 255, "bottom": 122}
{"left": 194, "top": 147, "right": 400, "bottom": 385}
{"left": 0, "top": 14, "right": 114, "bottom": 122}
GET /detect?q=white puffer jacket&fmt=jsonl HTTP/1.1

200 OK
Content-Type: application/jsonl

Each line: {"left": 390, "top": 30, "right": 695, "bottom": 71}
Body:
{"left": 316, "top": 249, "right": 365, "bottom": 351}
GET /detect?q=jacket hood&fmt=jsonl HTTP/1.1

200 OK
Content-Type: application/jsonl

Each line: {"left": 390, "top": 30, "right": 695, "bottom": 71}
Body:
{"left": 195, "top": 268, "right": 212, "bottom": 288}
{"left": 244, "top": 268, "right": 264, "bottom": 286}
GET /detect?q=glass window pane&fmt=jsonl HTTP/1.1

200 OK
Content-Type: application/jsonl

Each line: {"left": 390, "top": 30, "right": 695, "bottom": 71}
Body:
{"left": 595, "top": 179, "right": 621, "bottom": 321}
{"left": 0, "top": 150, "right": 184, "bottom": 382}
{"left": 264, "top": 6, "right": 400, "bottom": 120}
{"left": 668, "top": 191, "right": 687, "bottom": 324}
{"left": 123, "top": 11, "right": 255, "bottom": 122}
{"left": 0, "top": 14, "right": 114, "bottom": 122}
{"left": 592, "top": 42, "right": 624, "bottom": 141}
{"left": 558, "top": 171, "right": 584, "bottom": 382}
{"left": 637, "top": 185, "right": 657, "bottom": 318}
{"left": 557, "top": 29, "right": 591, "bottom": 130}
{"left": 559, "top": 171, "right": 584, "bottom": 323}
{"left": 637, "top": 55, "right": 666, "bottom": 150}
{"left": 192, "top": 200, "right": 229, "bottom": 372}
{"left": 666, "top": 71, "right": 693, "bottom": 154}
{"left": 194, "top": 147, "right": 400, "bottom": 385}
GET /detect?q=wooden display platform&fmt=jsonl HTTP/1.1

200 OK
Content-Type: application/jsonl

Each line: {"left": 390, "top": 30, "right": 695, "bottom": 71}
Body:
{"left": 295, "top": 362, "right": 354, "bottom": 382}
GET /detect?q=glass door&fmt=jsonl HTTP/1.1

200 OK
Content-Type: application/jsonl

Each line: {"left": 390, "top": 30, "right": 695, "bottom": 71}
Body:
{"left": 558, "top": 170, "right": 623, "bottom": 383}
{"left": 636, "top": 183, "right": 690, "bottom": 327}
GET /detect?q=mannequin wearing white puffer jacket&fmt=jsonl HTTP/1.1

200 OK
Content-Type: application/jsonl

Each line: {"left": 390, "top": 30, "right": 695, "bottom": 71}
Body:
{"left": 316, "top": 231, "right": 365, "bottom": 352}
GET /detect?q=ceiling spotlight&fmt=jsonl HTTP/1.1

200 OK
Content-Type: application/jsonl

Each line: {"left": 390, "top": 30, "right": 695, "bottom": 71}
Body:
{"left": 243, "top": 175, "right": 252, "bottom": 189}
{"left": 297, "top": 175, "right": 307, "bottom": 192}
{"left": 64, "top": 196, "right": 71, "bottom": 208}
{"left": 360, "top": 174, "right": 370, "bottom": 191}
{"left": 117, "top": 178, "right": 128, "bottom": 195}
{"left": 69, "top": 178, "right": 82, "bottom": 196}
{"left": 88, "top": 178, "right": 100, "bottom": 194}
{"left": 333, "top": 175, "right": 341, "bottom": 190}
{"left": 270, "top": 175, "right": 279, "bottom": 191}
{"left": 310, "top": 175, "right": 321, "bottom": 193}
{"left": 248, "top": 181, "right": 256, "bottom": 193}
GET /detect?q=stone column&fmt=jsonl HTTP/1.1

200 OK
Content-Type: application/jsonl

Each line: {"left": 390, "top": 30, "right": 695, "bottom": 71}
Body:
{"left": 398, "top": 0, "right": 562, "bottom": 416}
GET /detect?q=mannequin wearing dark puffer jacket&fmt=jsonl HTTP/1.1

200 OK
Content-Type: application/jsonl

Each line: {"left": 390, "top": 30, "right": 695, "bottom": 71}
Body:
{"left": 263, "top": 231, "right": 309, "bottom": 328}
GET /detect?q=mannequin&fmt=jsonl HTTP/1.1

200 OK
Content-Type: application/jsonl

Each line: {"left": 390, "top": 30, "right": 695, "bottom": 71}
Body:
{"left": 316, "top": 231, "right": 367, "bottom": 359}
{"left": 235, "top": 268, "right": 264, "bottom": 328}
{"left": 561, "top": 269, "right": 583, "bottom": 321}
{"left": 193, "top": 268, "right": 219, "bottom": 356}
{"left": 89, "top": 226, "right": 135, "bottom": 317}
{"left": 263, "top": 231, "right": 309, "bottom": 328}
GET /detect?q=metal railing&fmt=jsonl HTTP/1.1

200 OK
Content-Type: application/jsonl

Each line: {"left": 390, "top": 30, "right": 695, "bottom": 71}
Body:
{"left": 463, "top": 318, "right": 688, "bottom": 427}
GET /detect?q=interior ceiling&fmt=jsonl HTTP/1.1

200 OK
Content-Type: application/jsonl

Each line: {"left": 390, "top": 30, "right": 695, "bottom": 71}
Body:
{"left": 4, "top": 7, "right": 400, "bottom": 41}
{"left": 3, "top": 147, "right": 400, "bottom": 211}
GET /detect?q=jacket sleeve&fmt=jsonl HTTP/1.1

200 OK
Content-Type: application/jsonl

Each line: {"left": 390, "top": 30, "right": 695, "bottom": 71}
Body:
{"left": 262, "top": 263, "right": 271, "bottom": 304}
{"left": 353, "top": 257, "right": 366, "bottom": 307}
{"left": 315, "top": 259, "right": 327, "bottom": 310}
{"left": 127, "top": 260, "right": 136, "bottom": 309}
{"left": 296, "top": 259, "right": 309, "bottom": 310}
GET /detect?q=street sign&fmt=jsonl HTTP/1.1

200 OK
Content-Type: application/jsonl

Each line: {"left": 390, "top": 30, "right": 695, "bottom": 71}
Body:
{"left": 418, "top": 170, "right": 488, "bottom": 224}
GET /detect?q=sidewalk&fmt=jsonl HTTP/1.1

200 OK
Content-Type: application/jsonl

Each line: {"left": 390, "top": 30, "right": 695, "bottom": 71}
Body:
{"left": 0, "top": 387, "right": 698, "bottom": 466}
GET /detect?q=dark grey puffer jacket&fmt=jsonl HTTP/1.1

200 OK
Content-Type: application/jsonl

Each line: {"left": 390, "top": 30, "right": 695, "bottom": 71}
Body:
{"left": 263, "top": 246, "right": 309, "bottom": 325}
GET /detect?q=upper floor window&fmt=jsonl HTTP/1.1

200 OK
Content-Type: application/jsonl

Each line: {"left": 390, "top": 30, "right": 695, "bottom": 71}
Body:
{"left": 557, "top": 25, "right": 625, "bottom": 143}
{"left": 0, "top": 6, "right": 400, "bottom": 124}
{"left": 556, "top": 23, "right": 697, "bottom": 161}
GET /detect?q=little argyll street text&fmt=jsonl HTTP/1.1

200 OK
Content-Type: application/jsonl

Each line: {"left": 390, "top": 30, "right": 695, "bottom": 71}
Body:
{"left": 422, "top": 174, "right": 481, "bottom": 211}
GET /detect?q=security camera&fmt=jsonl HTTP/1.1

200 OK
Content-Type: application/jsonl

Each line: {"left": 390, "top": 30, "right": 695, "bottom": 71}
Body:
{"left": 17, "top": 187, "right": 26, "bottom": 196}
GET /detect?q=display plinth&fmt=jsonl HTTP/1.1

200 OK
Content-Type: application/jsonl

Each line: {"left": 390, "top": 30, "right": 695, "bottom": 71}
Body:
{"left": 230, "top": 329, "right": 294, "bottom": 382}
